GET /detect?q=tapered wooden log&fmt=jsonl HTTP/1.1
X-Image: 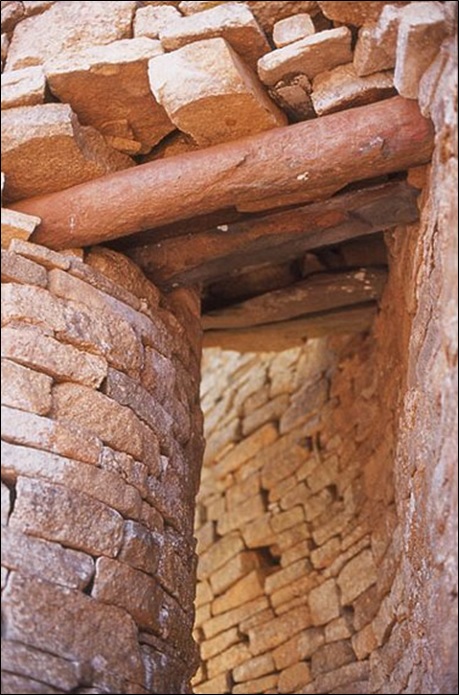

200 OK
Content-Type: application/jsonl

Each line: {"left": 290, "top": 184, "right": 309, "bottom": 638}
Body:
{"left": 203, "top": 303, "right": 378, "bottom": 352}
{"left": 130, "top": 180, "right": 419, "bottom": 287}
{"left": 12, "top": 97, "right": 433, "bottom": 250}
{"left": 202, "top": 268, "right": 387, "bottom": 330}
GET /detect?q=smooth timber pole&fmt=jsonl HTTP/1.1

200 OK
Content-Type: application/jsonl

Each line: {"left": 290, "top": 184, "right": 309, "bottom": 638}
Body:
{"left": 11, "top": 97, "right": 434, "bottom": 250}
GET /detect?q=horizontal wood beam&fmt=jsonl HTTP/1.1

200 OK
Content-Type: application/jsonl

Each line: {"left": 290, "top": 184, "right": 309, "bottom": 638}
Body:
{"left": 130, "top": 180, "right": 419, "bottom": 288}
{"left": 12, "top": 97, "right": 433, "bottom": 250}
{"left": 202, "top": 268, "right": 387, "bottom": 330}
{"left": 203, "top": 303, "right": 378, "bottom": 352}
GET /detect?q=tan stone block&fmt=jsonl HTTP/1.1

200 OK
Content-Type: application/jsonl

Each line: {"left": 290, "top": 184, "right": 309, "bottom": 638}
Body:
{"left": 280, "top": 539, "right": 312, "bottom": 568}
{"left": 1, "top": 639, "right": 83, "bottom": 692}
{"left": 311, "top": 63, "right": 394, "bottom": 116}
{"left": 273, "top": 627, "right": 324, "bottom": 670}
{"left": 265, "top": 558, "right": 311, "bottom": 595}
{"left": 325, "top": 617, "right": 352, "bottom": 643}
{"left": 1, "top": 481, "right": 10, "bottom": 525}
{"left": 279, "top": 663, "right": 312, "bottom": 693}
{"left": 149, "top": 38, "right": 286, "bottom": 147}
{"left": 196, "top": 520, "right": 216, "bottom": 555}
{"left": 1, "top": 65, "right": 45, "bottom": 110}
{"left": 212, "top": 569, "right": 265, "bottom": 615}
{"left": 196, "top": 579, "right": 213, "bottom": 609}
{"left": 247, "top": 2, "right": 320, "bottom": 32}
{"left": 273, "top": 13, "right": 316, "bottom": 49}
{"left": 311, "top": 536, "right": 341, "bottom": 569}
{"left": 311, "top": 640, "right": 356, "bottom": 678}
{"left": 1, "top": 526, "right": 94, "bottom": 590}
{"left": 159, "top": 3, "right": 270, "bottom": 70}
{"left": 2, "top": 572, "right": 144, "bottom": 684}
{"left": 10, "top": 477, "right": 124, "bottom": 557}
{"left": 248, "top": 606, "right": 312, "bottom": 655}
{"left": 271, "top": 506, "right": 305, "bottom": 534}
{"left": 352, "top": 585, "right": 380, "bottom": 631}
{"left": 1, "top": 358, "right": 52, "bottom": 415}
{"left": 203, "top": 597, "right": 269, "bottom": 640}
{"left": 270, "top": 521, "right": 311, "bottom": 555}
{"left": 52, "top": 382, "right": 145, "bottom": 460}
{"left": 233, "top": 674, "right": 279, "bottom": 694}
{"left": 5, "top": 1, "right": 137, "bottom": 71}
{"left": 241, "top": 513, "right": 276, "bottom": 548}
{"left": 1, "top": 325, "right": 107, "bottom": 387}
{"left": 226, "top": 472, "right": 260, "bottom": 510}
{"left": 1, "top": 248, "right": 47, "bottom": 286}
{"left": 100, "top": 447, "right": 151, "bottom": 495}
{"left": 217, "top": 493, "right": 265, "bottom": 535}
{"left": 195, "top": 602, "right": 212, "bottom": 629}
{"left": 197, "top": 531, "right": 244, "bottom": 580}
{"left": 118, "top": 520, "right": 160, "bottom": 576}
{"left": 8, "top": 239, "right": 71, "bottom": 270}
{"left": 178, "top": 1, "right": 228, "bottom": 14}
{"left": 207, "top": 641, "right": 251, "bottom": 679}
{"left": 1, "top": 208, "right": 40, "bottom": 248}
{"left": 312, "top": 508, "right": 352, "bottom": 546}
{"left": 1, "top": 440, "right": 141, "bottom": 519}
{"left": 269, "top": 71, "right": 315, "bottom": 121}
{"left": 1, "top": 1, "right": 24, "bottom": 33}
{"left": 338, "top": 549, "right": 377, "bottom": 605}
{"left": 394, "top": 1, "right": 448, "bottom": 99}
{"left": 280, "top": 378, "right": 328, "bottom": 434}
{"left": 233, "top": 653, "right": 274, "bottom": 682}
{"left": 268, "top": 472, "right": 297, "bottom": 504}
{"left": 215, "top": 422, "right": 278, "bottom": 479}
{"left": 324, "top": 536, "right": 370, "bottom": 579}
{"left": 242, "top": 393, "right": 290, "bottom": 436}
{"left": 201, "top": 627, "right": 239, "bottom": 661}
{"left": 309, "top": 578, "right": 341, "bottom": 626}
{"left": 1, "top": 103, "right": 133, "bottom": 202}
{"left": 46, "top": 39, "right": 173, "bottom": 155}
{"left": 1, "top": 405, "right": 102, "bottom": 465}
{"left": 194, "top": 673, "right": 231, "bottom": 695}
{"left": 209, "top": 549, "right": 261, "bottom": 595}
{"left": 135, "top": 4, "right": 182, "bottom": 40}
{"left": 352, "top": 623, "right": 377, "bottom": 660}
{"left": 92, "top": 557, "right": 164, "bottom": 633}
{"left": 85, "top": 246, "right": 160, "bottom": 310}
{"left": 239, "top": 607, "right": 275, "bottom": 634}
{"left": 317, "top": 1, "right": 406, "bottom": 26}
{"left": 353, "top": 10, "right": 398, "bottom": 77}
{"left": 258, "top": 27, "right": 352, "bottom": 87}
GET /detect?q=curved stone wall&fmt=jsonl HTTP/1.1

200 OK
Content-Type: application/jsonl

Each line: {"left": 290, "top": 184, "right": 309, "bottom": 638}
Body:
{"left": 1, "top": 244, "right": 204, "bottom": 694}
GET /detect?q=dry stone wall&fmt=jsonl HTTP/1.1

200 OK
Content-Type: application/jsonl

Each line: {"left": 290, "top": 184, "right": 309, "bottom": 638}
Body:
{"left": 1, "top": 242, "right": 204, "bottom": 694}
{"left": 194, "top": 32, "right": 457, "bottom": 694}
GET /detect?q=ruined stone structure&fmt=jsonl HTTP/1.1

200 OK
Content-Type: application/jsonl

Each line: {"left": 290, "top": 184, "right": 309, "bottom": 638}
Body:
{"left": 1, "top": 2, "right": 457, "bottom": 694}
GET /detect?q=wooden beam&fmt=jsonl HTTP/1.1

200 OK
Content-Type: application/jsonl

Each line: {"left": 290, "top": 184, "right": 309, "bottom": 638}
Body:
{"left": 12, "top": 97, "right": 433, "bottom": 250}
{"left": 129, "top": 180, "right": 418, "bottom": 287}
{"left": 202, "top": 268, "right": 387, "bottom": 330}
{"left": 203, "top": 303, "right": 378, "bottom": 352}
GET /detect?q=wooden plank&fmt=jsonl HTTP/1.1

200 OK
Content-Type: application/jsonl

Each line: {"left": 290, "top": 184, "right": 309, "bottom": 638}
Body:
{"left": 203, "top": 303, "right": 378, "bottom": 352}
{"left": 202, "top": 268, "right": 387, "bottom": 330}
{"left": 11, "top": 97, "right": 433, "bottom": 250}
{"left": 129, "top": 180, "right": 418, "bottom": 287}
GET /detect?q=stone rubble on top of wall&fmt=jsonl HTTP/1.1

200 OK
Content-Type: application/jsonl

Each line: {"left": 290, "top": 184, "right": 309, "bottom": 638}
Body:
{"left": 0, "top": 0, "right": 454, "bottom": 201}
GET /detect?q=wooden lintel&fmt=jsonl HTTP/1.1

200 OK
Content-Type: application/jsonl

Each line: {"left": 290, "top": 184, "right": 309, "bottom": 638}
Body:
{"left": 129, "top": 180, "right": 419, "bottom": 288}
{"left": 202, "top": 303, "right": 378, "bottom": 353}
{"left": 202, "top": 268, "right": 388, "bottom": 331}
{"left": 11, "top": 97, "right": 433, "bottom": 250}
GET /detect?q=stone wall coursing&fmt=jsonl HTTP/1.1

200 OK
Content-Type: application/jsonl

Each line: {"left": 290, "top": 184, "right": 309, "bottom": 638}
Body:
{"left": 194, "top": 34, "right": 457, "bottom": 695}
{"left": 1, "top": 243, "right": 205, "bottom": 694}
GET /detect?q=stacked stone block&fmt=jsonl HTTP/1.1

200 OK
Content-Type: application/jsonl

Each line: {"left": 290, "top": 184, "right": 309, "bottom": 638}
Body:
{"left": 1, "top": 241, "right": 204, "bottom": 694}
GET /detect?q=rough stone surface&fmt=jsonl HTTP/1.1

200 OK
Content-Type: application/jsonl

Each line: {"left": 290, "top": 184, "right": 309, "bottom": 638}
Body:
{"left": 1, "top": 66, "right": 46, "bottom": 109}
{"left": 338, "top": 549, "right": 378, "bottom": 605}
{"left": 1, "top": 358, "right": 52, "bottom": 415}
{"left": 311, "top": 63, "right": 394, "bottom": 116}
{"left": 1, "top": 248, "right": 47, "bottom": 286}
{"left": 159, "top": 3, "right": 271, "bottom": 70}
{"left": 394, "top": 1, "right": 448, "bottom": 99}
{"left": 10, "top": 476, "right": 124, "bottom": 557}
{"left": 273, "top": 13, "right": 316, "bottom": 49}
{"left": 135, "top": 4, "right": 182, "bottom": 40}
{"left": 1, "top": 640, "right": 82, "bottom": 692}
{"left": 247, "top": 2, "right": 320, "bottom": 32}
{"left": 1, "top": 208, "right": 40, "bottom": 248}
{"left": 46, "top": 38, "right": 174, "bottom": 155}
{"left": 149, "top": 37, "right": 287, "bottom": 147}
{"left": 353, "top": 6, "right": 400, "bottom": 77}
{"left": 1, "top": 103, "right": 133, "bottom": 202}
{"left": 317, "top": 2, "right": 407, "bottom": 26}
{"left": 5, "top": 1, "right": 137, "bottom": 71}
{"left": 258, "top": 27, "right": 352, "bottom": 86}
{"left": 2, "top": 572, "right": 144, "bottom": 684}
{"left": 309, "top": 578, "right": 341, "bottom": 626}
{"left": 1, "top": 526, "right": 94, "bottom": 590}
